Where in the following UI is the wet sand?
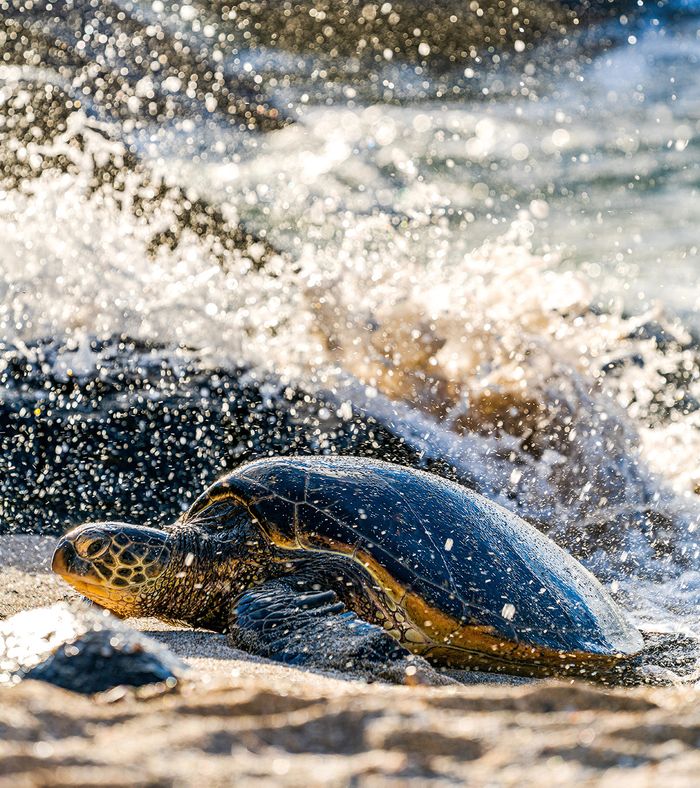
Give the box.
[1,536,699,786]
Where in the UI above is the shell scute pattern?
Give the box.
[202,456,642,657]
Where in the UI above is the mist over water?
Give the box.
[2,1,700,670]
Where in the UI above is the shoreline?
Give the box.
[1,536,700,785]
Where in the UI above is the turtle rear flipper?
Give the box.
[228,578,451,685]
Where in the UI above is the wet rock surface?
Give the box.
[202,0,632,69]
[0,601,184,693]
[1,0,289,131]
[0,76,283,269]
[0,336,448,535]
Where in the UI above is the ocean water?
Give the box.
[1,1,700,675]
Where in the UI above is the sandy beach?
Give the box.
[0,536,697,786]
[4,0,700,784]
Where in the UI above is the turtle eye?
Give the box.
[75,535,110,560]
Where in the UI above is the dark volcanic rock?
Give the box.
[1,0,289,131]
[0,602,184,693]
[0,336,433,535]
[204,0,633,68]
[0,78,282,270]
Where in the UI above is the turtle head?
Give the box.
[52,522,176,619]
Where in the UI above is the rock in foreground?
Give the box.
[0,602,184,693]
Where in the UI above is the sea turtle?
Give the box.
[52,456,644,682]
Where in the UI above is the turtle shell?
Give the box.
[187,455,643,658]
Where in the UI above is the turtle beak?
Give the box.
[52,537,88,579]
[52,536,107,597]
[51,539,120,612]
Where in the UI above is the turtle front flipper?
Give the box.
[227,578,452,685]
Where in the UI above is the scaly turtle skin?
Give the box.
[52,456,644,682]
